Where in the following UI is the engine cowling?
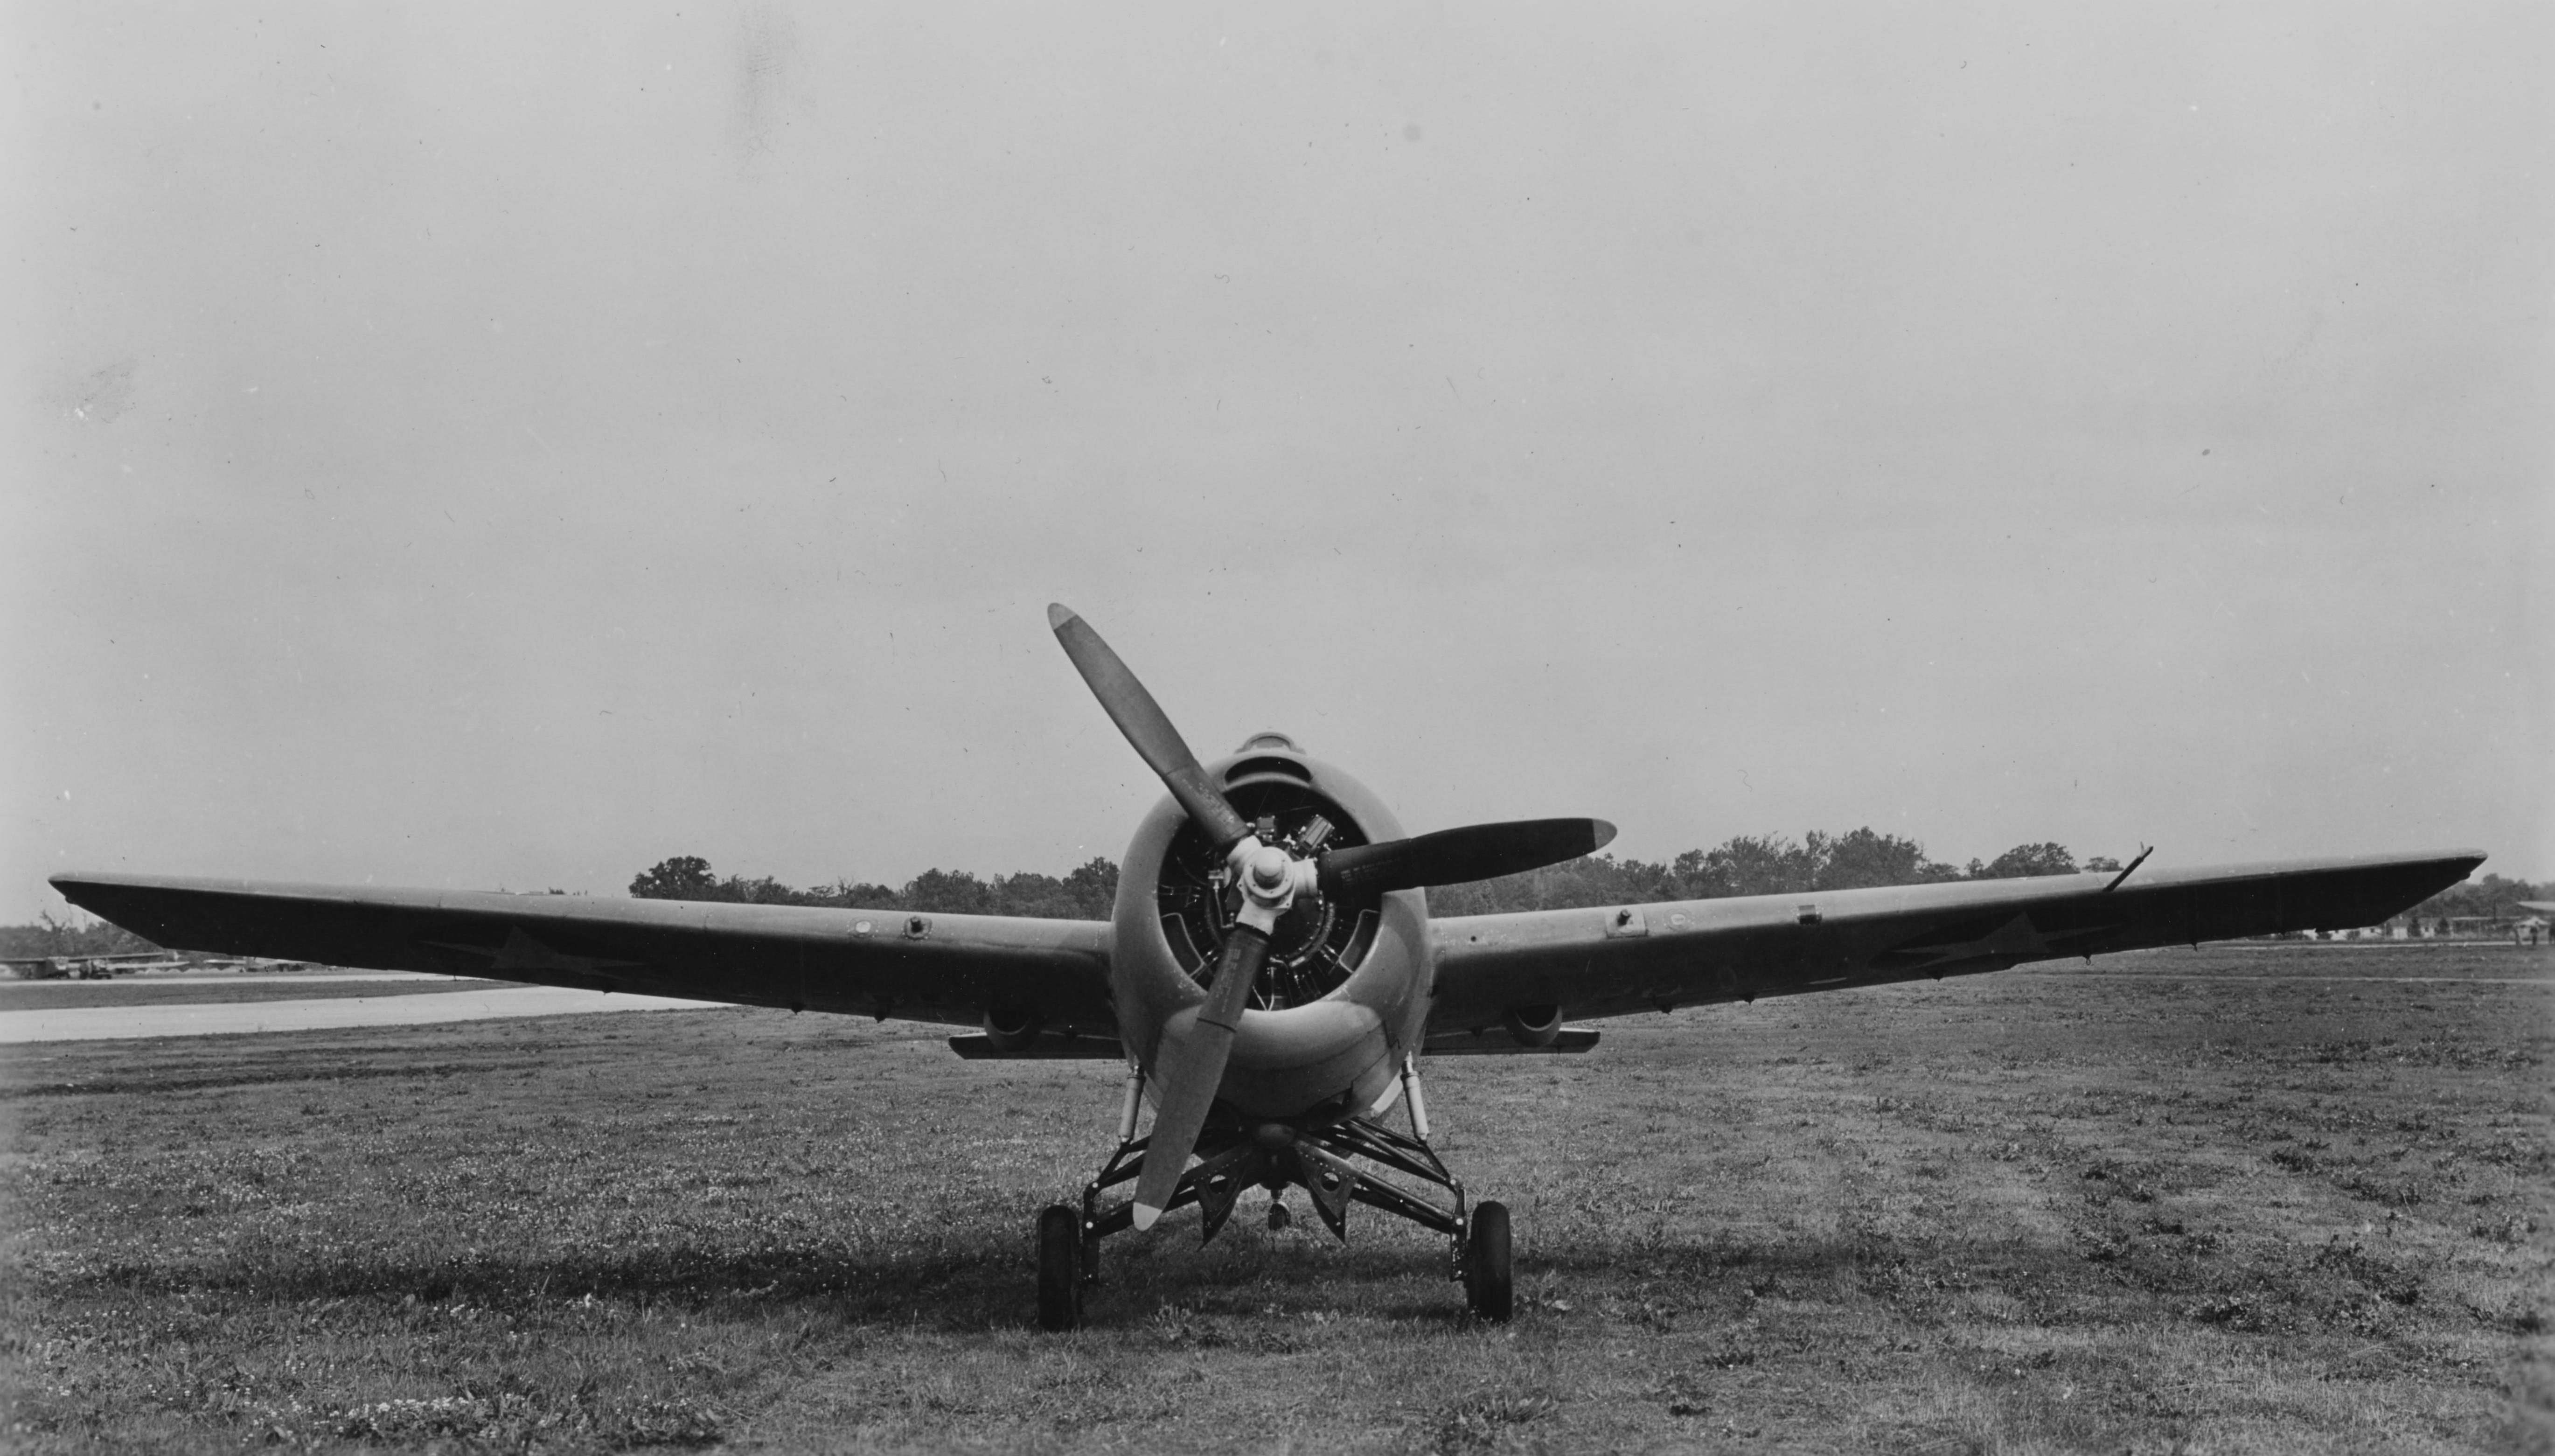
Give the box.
[1107,739,1430,1121]
[1148,750,1390,1012]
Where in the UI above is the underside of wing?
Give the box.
[1426,849,2483,1036]
[49,872,1115,1033]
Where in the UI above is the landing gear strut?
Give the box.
[1040,1064,1514,1327]
[1078,1108,1471,1250]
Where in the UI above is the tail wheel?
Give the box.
[1463,1200,1513,1323]
[1036,1205,1084,1331]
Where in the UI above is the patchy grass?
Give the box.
[1,945,2548,1453]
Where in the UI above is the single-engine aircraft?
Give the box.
[52,606,2484,1329]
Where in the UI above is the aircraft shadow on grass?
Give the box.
[120,1240,1526,1332]
[85,1220,2261,1336]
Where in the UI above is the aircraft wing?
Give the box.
[48,872,1116,1033]
[1423,850,2483,1035]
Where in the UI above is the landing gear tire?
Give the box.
[1462,1200,1513,1323]
[1036,1205,1084,1331]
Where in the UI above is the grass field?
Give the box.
[3,945,2548,1453]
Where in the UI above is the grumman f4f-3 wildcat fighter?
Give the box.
[53,606,2483,1329]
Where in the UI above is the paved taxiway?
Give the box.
[0,984,726,1043]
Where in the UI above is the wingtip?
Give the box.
[1132,1202,1162,1231]
[1046,602,1078,631]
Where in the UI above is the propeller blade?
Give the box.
[1130,920,1270,1229]
[1316,817,1616,898]
[1048,604,1253,851]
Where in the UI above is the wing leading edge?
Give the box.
[49,872,1115,1033]
[1425,850,2483,1034]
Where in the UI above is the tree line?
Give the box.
[0,913,159,959]
[627,853,1122,920]
[627,830,2118,922]
[1423,830,2100,916]
[2403,873,2551,924]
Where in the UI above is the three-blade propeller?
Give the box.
[1049,604,1614,1229]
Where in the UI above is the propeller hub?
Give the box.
[1243,844,1295,900]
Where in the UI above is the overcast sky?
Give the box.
[7,3,2548,921]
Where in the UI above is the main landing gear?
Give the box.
[1035,1063,1514,1330]
[1462,1199,1512,1323]
[1035,1204,1086,1332]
